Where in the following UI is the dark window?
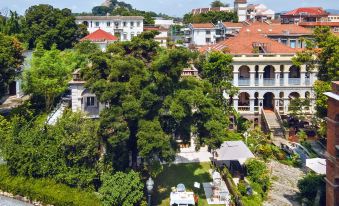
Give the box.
[206,38,211,43]
[86,97,95,107]
[206,30,211,35]
[95,22,99,27]
[107,22,111,27]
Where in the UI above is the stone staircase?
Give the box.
[262,109,285,137]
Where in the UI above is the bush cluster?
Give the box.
[0,165,100,206]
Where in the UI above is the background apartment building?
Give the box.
[75,15,144,41]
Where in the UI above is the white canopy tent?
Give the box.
[213,141,255,165]
[306,158,326,175]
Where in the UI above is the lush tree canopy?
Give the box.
[293,27,339,118]
[0,33,23,97]
[183,11,238,24]
[23,4,87,50]
[211,0,226,8]
[81,32,233,175]
[99,171,144,206]
[23,43,79,111]
[0,111,100,189]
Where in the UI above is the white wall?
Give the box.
[192,29,216,46]
[76,18,144,41]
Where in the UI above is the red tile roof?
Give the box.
[283,7,328,16]
[191,23,215,29]
[200,33,298,54]
[299,22,339,27]
[222,22,244,27]
[81,29,118,42]
[241,22,313,35]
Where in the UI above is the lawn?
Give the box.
[154,162,224,206]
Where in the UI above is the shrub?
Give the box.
[0,165,100,206]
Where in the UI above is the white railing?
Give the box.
[238,78,250,86]
[289,78,301,85]
[305,78,311,86]
[238,106,250,111]
[255,78,259,86]
[280,78,284,86]
[263,78,275,86]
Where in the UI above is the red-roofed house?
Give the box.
[81,28,118,51]
[183,23,217,46]
[144,26,169,47]
[199,24,317,130]
[281,7,329,24]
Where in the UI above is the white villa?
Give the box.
[200,22,316,133]
[75,15,144,41]
[69,69,105,119]
[183,23,217,46]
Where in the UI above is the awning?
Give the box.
[170,192,195,205]
[306,158,326,175]
[213,141,255,165]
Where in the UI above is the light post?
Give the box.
[243,131,249,144]
[146,177,154,206]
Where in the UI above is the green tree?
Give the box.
[0,111,101,189]
[288,97,311,120]
[23,4,87,50]
[0,33,24,97]
[293,27,339,118]
[23,44,74,111]
[82,33,232,174]
[211,0,225,7]
[92,6,111,16]
[297,173,326,205]
[99,171,144,206]
[183,11,238,24]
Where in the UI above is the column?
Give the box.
[249,65,256,87]
[283,98,289,114]
[258,65,264,87]
[258,98,264,114]
[284,65,291,86]
[233,65,239,86]
[274,98,280,111]
[250,98,255,112]
[274,65,280,86]
[233,97,239,111]
[300,65,306,86]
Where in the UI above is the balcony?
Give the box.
[289,78,301,85]
[263,78,275,86]
[305,78,311,86]
[238,106,250,112]
[238,78,250,86]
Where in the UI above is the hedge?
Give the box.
[0,165,100,206]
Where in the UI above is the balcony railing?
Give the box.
[263,78,275,86]
[305,78,311,86]
[238,78,250,86]
[254,106,259,112]
[289,78,301,85]
[238,106,250,111]
[255,78,259,86]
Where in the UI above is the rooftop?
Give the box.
[190,23,215,29]
[299,22,339,27]
[76,15,144,20]
[282,7,328,16]
[81,29,118,42]
[222,22,244,28]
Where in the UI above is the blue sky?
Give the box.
[1,0,339,17]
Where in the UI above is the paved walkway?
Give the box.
[174,147,212,164]
[264,160,306,206]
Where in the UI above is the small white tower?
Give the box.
[234,0,248,22]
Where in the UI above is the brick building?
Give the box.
[324,81,339,206]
